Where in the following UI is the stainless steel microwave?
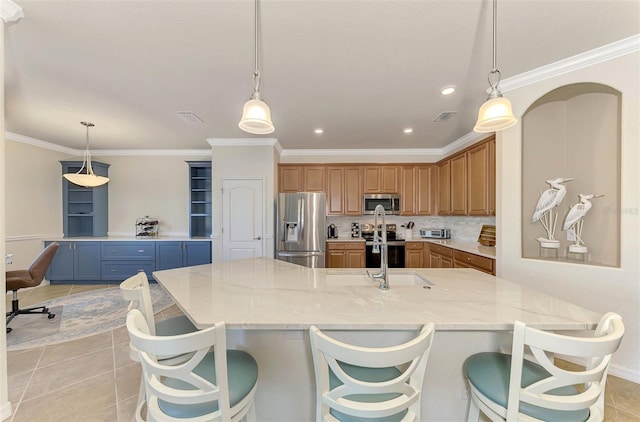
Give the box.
[363,194,401,215]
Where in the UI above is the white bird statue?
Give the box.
[562,194,604,254]
[532,177,574,223]
[531,177,574,247]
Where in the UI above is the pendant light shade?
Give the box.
[474,0,517,133]
[239,93,274,134]
[239,0,274,134]
[63,122,110,188]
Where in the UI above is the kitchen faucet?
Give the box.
[367,204,389,290]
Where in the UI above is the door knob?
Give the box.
[254,236,262,240]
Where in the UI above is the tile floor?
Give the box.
[5,284,640,422]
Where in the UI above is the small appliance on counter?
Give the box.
[351,222,360,238]
[327,224,338,239]
[419,228,451,239]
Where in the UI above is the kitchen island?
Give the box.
[153,258,601,421]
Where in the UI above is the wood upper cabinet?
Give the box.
[437,135,495,216]
[327,166,362,215]
[400,166,416,215]
[344,166,363,215]
[401,165,436,216]
[279,165,302,192]
[437,161,451,215]
[467,141,492,215]
[326,242,365,268]
[278,165,325,193]
[450,154,467,215]
[303,166,326,192]
[489,138,496,215]
[363,166,399,194]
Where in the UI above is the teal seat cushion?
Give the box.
[463,352,590,422]
[328,362,409,422]
[158,349,258,419]
[154,315,197,336]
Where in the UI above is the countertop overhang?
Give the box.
[153,257,599,331]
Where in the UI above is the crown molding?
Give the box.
[5,131,210,156]
[500,34,640,93]
[1,0,24,23]
[5,131,78,155]
[280,148,443,158]
[440,131,488,156]
[207,138,280,148]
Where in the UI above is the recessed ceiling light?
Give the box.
[314,128,324,134]
[403,128,413,134]
[440,86,456,95]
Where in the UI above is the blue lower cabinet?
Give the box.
[46,241,101,284]
[156,241,212,271]
[101,261,155,281]
[45,240,211,284]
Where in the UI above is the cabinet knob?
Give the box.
[138,249,145,253]
[254,236,262,240]
[467,257,471,261]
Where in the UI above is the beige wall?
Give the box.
[521,90,620,266]
[498,51,639,381]
[210,143,277,262]
[4,141,66,269]
[106,154,209,236]
[3,144,211,267]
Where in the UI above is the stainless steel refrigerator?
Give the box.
[276,192,326,268]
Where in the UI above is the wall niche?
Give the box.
[521,83,621,267]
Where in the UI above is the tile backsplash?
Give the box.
[327,215,496,243]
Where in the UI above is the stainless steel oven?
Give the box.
[365,241,405,268]
[361,223,405,268]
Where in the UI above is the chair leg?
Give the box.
[6,290,56,333]
[467,396,481,422]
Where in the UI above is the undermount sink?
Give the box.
[324,272,434,288]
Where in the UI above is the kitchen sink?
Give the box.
[323,271,434,288]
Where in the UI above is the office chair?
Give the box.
[6,242,59,333]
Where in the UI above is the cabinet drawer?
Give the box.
[429,244,453,257]
[101,242,156,260]
[405,242,424,250]
[327,242,365,251]
[101,261,156,280]
[453,250,494,273]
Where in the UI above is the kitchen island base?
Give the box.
[226,329,511,421]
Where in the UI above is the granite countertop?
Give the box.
[153,257,599,331]
[326,237,366,242]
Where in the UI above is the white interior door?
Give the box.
[222,179,264,261]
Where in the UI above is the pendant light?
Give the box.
[238,0,275,134]
[63,122,110,188]
[474,0,517,133]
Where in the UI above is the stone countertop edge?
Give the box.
[45,236,212,242]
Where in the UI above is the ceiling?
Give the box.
[4,1,639,151]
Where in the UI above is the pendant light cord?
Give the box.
[252,0,261,94]
[488,0,501,93]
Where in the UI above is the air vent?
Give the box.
[176,111,204,124]
[434,111,457,122]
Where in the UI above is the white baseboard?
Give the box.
[558,355,639,384]
[0,401,13,421]
[609,362,640,384]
